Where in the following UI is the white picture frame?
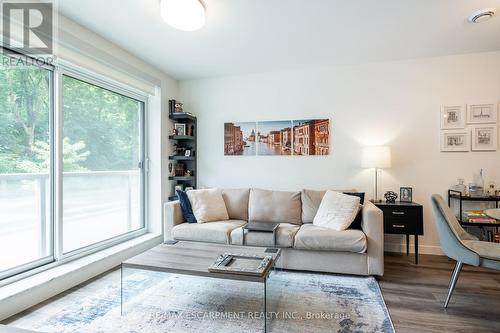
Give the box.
[471,125,497,151]
[440,130,470,152]
[466,103,497,124]
[440,105,465,129]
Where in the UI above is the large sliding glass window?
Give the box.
[0,51,147,281]
[62,75,145,253]
[0,54,53,278]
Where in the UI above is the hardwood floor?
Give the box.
[380,252,500,333]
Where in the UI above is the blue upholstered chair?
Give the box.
[431,194,500,307]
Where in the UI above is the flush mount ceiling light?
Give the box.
[160,0,206,31]
[468,8,496,23]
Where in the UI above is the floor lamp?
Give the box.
[362,146,392,202]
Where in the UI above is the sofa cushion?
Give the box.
[172,220,246,244]
[230,223,300,248]
[187,189,229,223]
[248,188,302,225]
[294,224,367,253]
[313,191,360,231]
[222,188,250,221]
[301,189,326,223]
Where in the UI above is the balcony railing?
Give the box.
[0,170,141,273]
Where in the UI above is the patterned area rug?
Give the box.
[6,269,394,333]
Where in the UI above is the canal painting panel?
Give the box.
[256,120,293,156]
[224,122,257,156]
[292,119,330,156]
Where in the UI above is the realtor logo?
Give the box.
[1,1,54,55]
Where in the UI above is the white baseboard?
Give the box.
[384,242,444,256]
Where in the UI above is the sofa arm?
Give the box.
[361,201,384,276]
[163,200,185,242]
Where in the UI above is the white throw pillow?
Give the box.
[313,190,360,231]
[187,189,229,223]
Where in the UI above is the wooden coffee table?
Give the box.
[121,241,281,332]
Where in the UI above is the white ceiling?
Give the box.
[58,0,500,80]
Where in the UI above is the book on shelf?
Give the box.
[462,210,497,224]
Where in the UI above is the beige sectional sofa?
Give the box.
[163,188,384,276]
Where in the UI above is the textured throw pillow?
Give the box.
[313,190,361,231]
[187,189,229,223]
[176,190,197,224]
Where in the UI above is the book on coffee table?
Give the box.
[208,252,273,277]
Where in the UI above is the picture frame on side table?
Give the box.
[471,125,498,151]
[441,105,465,129]
[400,187,413,203]
[440,130,470,152]
[174,123,186,136]
[467,103,497,124]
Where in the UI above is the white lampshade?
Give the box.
[361,146,392,169]
[160,0,206,31]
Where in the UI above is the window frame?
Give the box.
[0,50,150,284]
[56,66,148,260]
[0,50,56,281]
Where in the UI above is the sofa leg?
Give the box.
[444,261,463,308]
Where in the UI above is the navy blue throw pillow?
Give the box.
[343,192,365,230]
[176,190,197,224]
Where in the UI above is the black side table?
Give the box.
[243,221,280,247]
[373,201,424,264]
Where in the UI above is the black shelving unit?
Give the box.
[168,112,197,201]
[448,189,500,227]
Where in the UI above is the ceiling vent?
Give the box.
[468,8,496,23]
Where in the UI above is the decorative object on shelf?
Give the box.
[174,123,186,136]
[185,186,194,191]
[487,181,496,196]
[440,130,470,152]
[383,191,398,203]
[471,125,497,151]
[175,185,184,192]
[185,169,193,176]
[441,105,465,129]
[451,178,467,195]
[468,183,484,197]
[400,187,413,203]
[467,103,497,124]
[185,149,191,157]
[223,118,330,156]
[187,123,194,136]
[361,145,392,201]
[168,162,175,177]
[169,99,185,114]
[175,163,185,176]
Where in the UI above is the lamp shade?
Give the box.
[361,146,392,169]
[160,0,206,31]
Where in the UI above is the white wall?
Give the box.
[179,51,500,255]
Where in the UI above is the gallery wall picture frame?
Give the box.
[466,103,497,124]
[440,130,470,152]
[471,125,498,151]
[441,105,465,129]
